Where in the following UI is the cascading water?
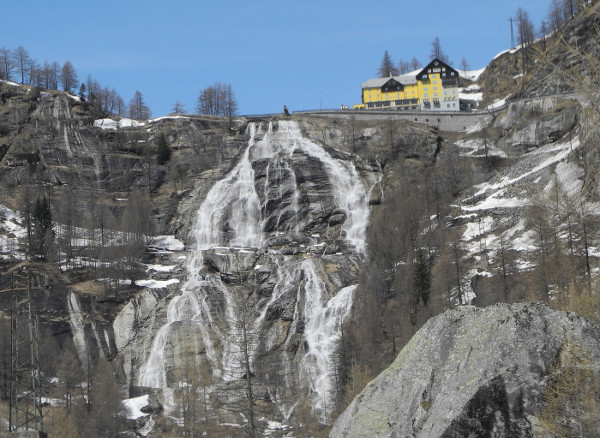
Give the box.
[193,124,263,249]
[137,120,376,424]
[68,292,90,367]
[297,260,357,419]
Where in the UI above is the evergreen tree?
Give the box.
[31,196,53,259]
[156,132,171,165]
[377,50,398,78]
[412,248,431,306]
[78,82,86,100]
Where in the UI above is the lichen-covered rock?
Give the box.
[330,303,600,438]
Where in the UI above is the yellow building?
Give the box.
[354,58,459,111]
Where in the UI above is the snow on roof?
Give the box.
[362,73,417,89]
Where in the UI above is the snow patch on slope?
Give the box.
[94,118,146,130]
[455,134,586,302]
[460,67,485,81]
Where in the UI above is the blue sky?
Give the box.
[1,1,549,117]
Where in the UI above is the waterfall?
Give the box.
[193,124,263,249]
[137,120,372,422]
[68,292,89,367]
[298,260,356,419]
[257,120,370,250]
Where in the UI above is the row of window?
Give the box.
[423,101,457,108]
[364,100,457,109]
[424,90,457,98]
[366,82,457,102]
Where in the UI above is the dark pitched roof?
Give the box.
[416,58,458,81]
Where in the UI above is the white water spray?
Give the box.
[137,120,372,421]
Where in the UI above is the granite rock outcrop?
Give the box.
[331,303,600,438]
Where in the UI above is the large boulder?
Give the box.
[330,303,600,438]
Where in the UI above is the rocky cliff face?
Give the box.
[0,80,436,432]
[119,120,383,432]
[0,82,246,235]
[331,303,600,438]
